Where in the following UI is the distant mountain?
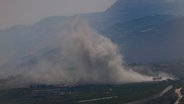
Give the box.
[101,15,177,37]
[81,0,184,30]
[1,0,184,87]
[83,0,184,32]
[0,0,184,65]
[116,17,184,63]
[104,0,184,22]
[0,16,69,64]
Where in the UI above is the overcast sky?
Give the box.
[0,0,117,29]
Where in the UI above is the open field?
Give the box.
[0,80,179,104]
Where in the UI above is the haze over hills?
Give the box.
[105,16,184,63]
[121,17,184,63]
[0,0,184,86]
[87,0,184,29]
[0,0,182,61]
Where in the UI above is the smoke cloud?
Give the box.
[24,18,153,84]
[1,18,155,87]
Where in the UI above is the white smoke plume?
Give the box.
[23,18,153,84]
[1,18,154,86]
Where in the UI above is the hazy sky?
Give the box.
[0,0,117,29]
